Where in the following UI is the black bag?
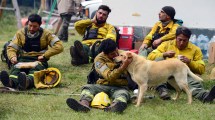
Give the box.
[90,40,102,62]
[87,64,100,84]
[114,27,121,48]
[1,40,12,69]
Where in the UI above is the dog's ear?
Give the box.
[126,52,132,58]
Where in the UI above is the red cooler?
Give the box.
[118,26,134,50]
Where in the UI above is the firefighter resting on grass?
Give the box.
[139,6,181,57]
[147,27,215,103]
[66,39,132,113]
[0,14,64,90]
[70,5,117,66]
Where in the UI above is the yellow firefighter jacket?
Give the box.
[7,27,64,60]
[74,19,116,46]
[94,51,128,86]
[147,40,205,75]
[143,20,180,46]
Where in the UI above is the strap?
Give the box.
[83,25,92,40]
[155,26,160,34]
[91,40,102,60]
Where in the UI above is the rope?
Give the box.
[0,87,80,96]
[45,0,57,29]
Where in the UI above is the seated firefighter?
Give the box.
[147,27,215,103]
[66,39,132,113]
[139,6,180,57]
[70,5,117,66]
[0,14,64,90]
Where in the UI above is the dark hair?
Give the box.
[99,39,117,54]
[176,26,192,38]
[28,14,42,25]
[98,5,111,14]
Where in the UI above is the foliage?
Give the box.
[0,12,17,40]
[0,11,215,120]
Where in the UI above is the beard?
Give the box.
[96,17,106,25]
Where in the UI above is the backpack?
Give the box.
[87,63,100,84]
[173,19,183,26]
[1,40,12,69]
[115,27,121,47]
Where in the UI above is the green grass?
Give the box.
[0,13,215,120]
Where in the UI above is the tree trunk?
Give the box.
[0,0,7,18]
[12,0,22,29]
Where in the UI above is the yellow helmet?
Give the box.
[91,92,111,109]
[34,67,61,89]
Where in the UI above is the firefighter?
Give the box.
[0,14,64,90]
[148,27,215,103]
[70,5,117,66]
[66,39,132,113]
[139,6,181,57]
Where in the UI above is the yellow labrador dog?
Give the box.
[115,51,203,107]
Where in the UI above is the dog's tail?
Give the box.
[187,66,203,81]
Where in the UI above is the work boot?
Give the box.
[156,85,171,100]
[0,71,14,87]
[66,98,90,112]
[18,72,34,90]
[203,86,215,103]
[70,46,80,66]
[74,41,89,64]
[58,13,72,42]
[70,41,89,66]
[104,102,127,113]
[74,40,85,57]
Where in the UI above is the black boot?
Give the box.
[156,85,171,100]
[0,71,14,88]
[18,72,34,90]
[104,101,127,113]
[70,46,81,66]
[70,41,89,66]
[74,41,89,64]
[66,98,90,112]
[203,86,215,103]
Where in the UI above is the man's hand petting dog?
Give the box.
[119,55,133,70]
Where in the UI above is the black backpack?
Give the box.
[87,63,100,84]
[115,27,121,47]
[1,40,12,69]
